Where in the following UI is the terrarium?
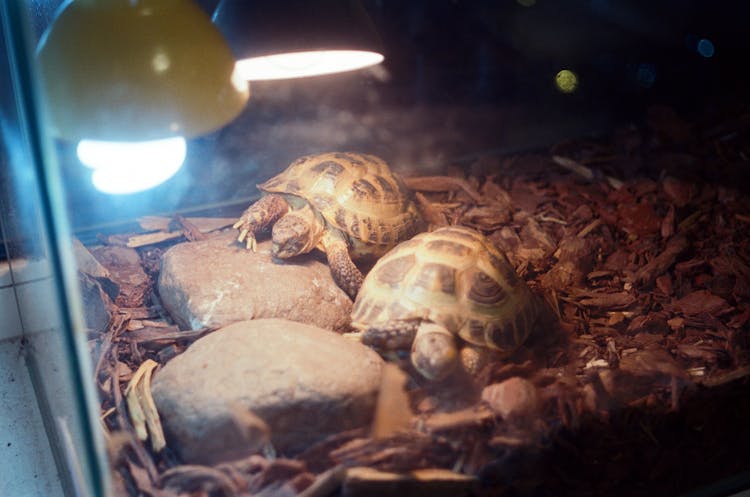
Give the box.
[1,1,750,496]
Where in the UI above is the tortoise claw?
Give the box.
[235,226,257,251]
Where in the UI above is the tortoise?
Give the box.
[233,152,423,299]
[351,225,542,380]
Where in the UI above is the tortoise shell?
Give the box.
[351,225,538,353]
[259,152,422,258]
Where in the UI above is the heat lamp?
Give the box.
[212,0,384,81]
[36,0,250,194]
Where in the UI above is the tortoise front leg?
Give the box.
[233,194,289,251]
[459,344,495,376]
[322,230,363,300]
[361,320,419,351]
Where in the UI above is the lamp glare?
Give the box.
[76,137,187,194]
[235,50,384,81]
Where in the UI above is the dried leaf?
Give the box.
[124,359,166,452]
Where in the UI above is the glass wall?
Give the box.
[0,2,108,496]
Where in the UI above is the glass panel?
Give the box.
[0,2,108,497]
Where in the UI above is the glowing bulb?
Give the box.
[555,69,579,93]
[235,50,384,81]
[76,137,187,194]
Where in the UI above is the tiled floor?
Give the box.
[0,337,64,497]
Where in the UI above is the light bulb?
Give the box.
[76,137,187,194]
[236,50,384,81]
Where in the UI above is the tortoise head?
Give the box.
[411,322,458,380]
[271,203,323,259]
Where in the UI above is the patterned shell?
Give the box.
[351,226,538,353]
[259,152,422,257]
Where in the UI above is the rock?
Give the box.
[73,238,110,279]
[151,319,383,464]
[158,231,352,332]
[78,273,114,332]
[73,238,119,300]
[481,377,538,421]
[91,245,150,307]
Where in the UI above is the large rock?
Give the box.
[158,231,352,332]
[151,319,384,464]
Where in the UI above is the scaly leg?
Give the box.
[459,344,495,376]
[322,230,363,299]
[233,194,289,251]
[362,320,419,351]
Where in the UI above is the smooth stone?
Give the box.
[158,231,352,332]
[151,319,384,464]
[481,377,539,421]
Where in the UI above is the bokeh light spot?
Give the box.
[697,38,715,58]
[636,63,656,88]
[555,69,578,93]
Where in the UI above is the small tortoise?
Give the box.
[351,225,542,380]
[233,152,423,299]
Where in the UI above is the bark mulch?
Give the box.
[90,103,750,497]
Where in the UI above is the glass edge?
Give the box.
[0,2,112,497]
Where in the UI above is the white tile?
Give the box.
[15,278,60,335]
[8,257,52,284]
[0,287,23,340]
[25,326,108,497]
[0,260,11,288]
[0,338,65,497]
[1,257,52,287]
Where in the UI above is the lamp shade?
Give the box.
[213,0,385,81]
[36,0,250,142]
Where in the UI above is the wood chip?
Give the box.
[420,406,495,432]
[343,466,477,497]
[673,290,730,315]
[138,216,236,233]
[404,176,482,203]
[632,235,690,286]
